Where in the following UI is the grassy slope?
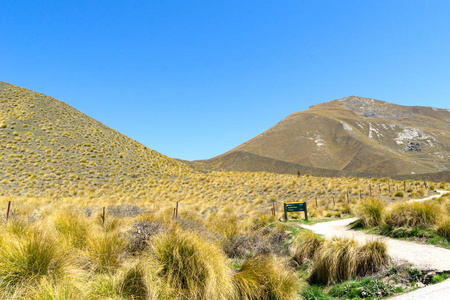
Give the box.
[0,81,191,196]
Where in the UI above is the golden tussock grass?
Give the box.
[232,255,300,300]
[290,229,324,265]
[148,227,235,300]
[308,237,388,284]
[357,198,386,227]
[385,201,443,228]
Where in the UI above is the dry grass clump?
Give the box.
[52,211,89,249]
[233,255,299,300]
[148,227,235,300]
[290,229,324,265]
[308,237,388,284]
[28,278,82,300]
[358,240,389,275]
[385,201,443,228]
[357,198,385,227]
[85,229,128,273]
[0,225,75,297]
[437,219,450,240]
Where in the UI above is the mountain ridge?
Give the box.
[203,96,450,177]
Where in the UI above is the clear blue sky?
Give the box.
[1,1,449,160]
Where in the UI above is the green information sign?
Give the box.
[284,202,308,221]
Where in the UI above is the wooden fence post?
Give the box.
[315,196,318,207]
[346,189,349,203]
[6,201,11,221]
[102,207,106,226]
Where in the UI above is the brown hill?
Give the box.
[0,82,191,196]
[203,96,450,177]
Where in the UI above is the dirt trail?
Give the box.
[301,189,450,271]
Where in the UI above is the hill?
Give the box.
[0,82,191,196]
[203,96,450,178]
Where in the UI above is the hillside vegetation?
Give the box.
[0,81,190,197]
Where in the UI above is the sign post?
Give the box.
[284,202,308,221]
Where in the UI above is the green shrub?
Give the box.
[301,285,330,300]
[394,191,404,197]
[328,279,394,298]
[432,273,450,284]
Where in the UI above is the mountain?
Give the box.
[0,82,191,196]
[202,96,450,180]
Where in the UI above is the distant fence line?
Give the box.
[1,180,437,224]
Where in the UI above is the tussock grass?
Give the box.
[149,227,235,300]
[0,226,73,292]
[116,263,149,300]
[28,278,81,300]
[233,255,299,300]
[358,240,389,275]
[291,230,324,265]
[386,201,443,228]
[309,237,388,284]
[437,219,450,240]
[86,229,127,273]
[357,198,385,227]
[52,211,89,249]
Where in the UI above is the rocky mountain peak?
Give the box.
[336,96,411,118]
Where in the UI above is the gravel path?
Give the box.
[300,189,450,271]
[388,279,450,299]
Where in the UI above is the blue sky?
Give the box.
[1,0,449,160]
